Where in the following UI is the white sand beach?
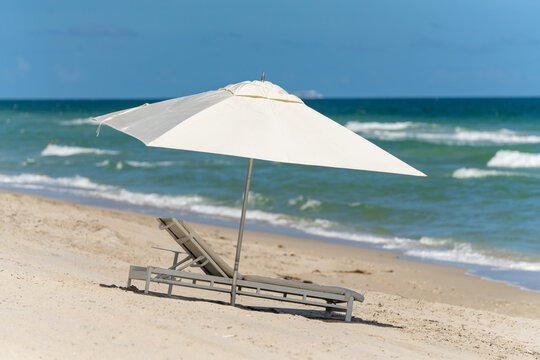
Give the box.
[1,190,539,359]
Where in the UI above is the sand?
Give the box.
[1,190,539,359]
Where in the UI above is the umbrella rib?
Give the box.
[218,87,303,104]
[94,103,149,136]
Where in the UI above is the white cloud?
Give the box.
[292,89,323,99]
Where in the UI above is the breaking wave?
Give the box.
[347,123,540,146]
[59,118,96,126]
[287,226,540,272]
[96,160,179,169]
[452,168,525,179]
[487,150,540,168]
[404,240,540,271]
[0,173,203,209]
[288,195,322,211]
[125,160,175,168]
[41,144,118,157]
[345,121,420,132]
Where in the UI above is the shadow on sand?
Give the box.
[99,283,402,329]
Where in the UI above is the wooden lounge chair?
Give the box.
[127,217,364,321]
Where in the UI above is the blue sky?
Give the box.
[2,1,540,99]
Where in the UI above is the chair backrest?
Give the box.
[157,217,235,278]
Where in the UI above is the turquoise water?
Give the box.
[1,99,540,290]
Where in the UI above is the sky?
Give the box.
[1,1,540,99]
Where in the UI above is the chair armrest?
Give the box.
[151,246,185,255]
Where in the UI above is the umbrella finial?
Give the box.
[261,72,265,82]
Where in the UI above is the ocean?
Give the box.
[1,98,539,290]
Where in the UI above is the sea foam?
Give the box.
[41,144,119,157]
[347,123,540,146]
[288,195,323,211]
[125,160,175,168]
[0,173,203,209]
[293,226,540,271]
[381,128,540,145]
[487,150,540,168]
[452,168,525,179]
[345,121,418,132]
[0,173,104,190]
[2,172,540,273]
[405,242,540,271]
[60,117,96,126]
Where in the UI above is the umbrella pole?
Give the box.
[231,157,253,306]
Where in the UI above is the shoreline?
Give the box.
[2,189,539,358]
[188,220,540,319]
[2,188,539,317]
[1,184,538,292]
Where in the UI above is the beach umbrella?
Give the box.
[93,75,425,305]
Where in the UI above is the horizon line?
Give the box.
[2,95,540,101]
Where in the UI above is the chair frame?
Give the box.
[127,218,360,321]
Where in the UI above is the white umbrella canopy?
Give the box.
[94,80,425,176]
[93,78,425,305]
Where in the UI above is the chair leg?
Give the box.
[127,277,132,288]
[325,307,332,318]
[144,267,152,295]
[345,296,353,322]
[167,284,173,296]
[325,300,333,318]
